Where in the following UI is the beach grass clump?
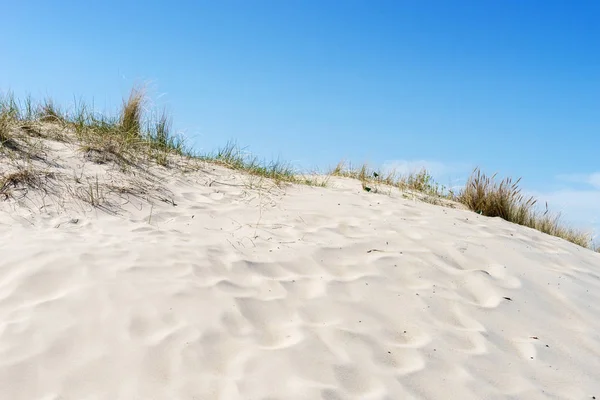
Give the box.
[2,86,190,171]
[455,168,592,248]
[456,168,535,222]
[0,111,10,145]
[39,98,65,123]
[0,167,53,200]
[66,87,188,167]
[120,87,144,136]
[0,93,18,145]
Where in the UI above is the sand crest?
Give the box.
[1,135,599,400]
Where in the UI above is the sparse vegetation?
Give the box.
[0,94,16,145]
[0,167,53,200]
[330,162,595,250]
[0,112,10,145]
[82,175,103,207]
[205,141,326,187]
[39,98,64,123]
[455,168,592,248]
[0,87,189,212]
[67,86,187,168]
[120,89,143,135]
[330,161,447,197]
[1,87,597,252]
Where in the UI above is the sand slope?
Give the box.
[1,146,600,399]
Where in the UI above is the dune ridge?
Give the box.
[1,98,600,399]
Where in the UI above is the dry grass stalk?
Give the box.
[456,168,592,248]
[120,87,145,136]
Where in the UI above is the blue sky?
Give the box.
[1,1,599,236]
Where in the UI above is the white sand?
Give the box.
[1,137,600,399]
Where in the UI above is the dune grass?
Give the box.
[1,86,189,169]
[121,87,144,136]
[330,160,448,197]
[203,141,327,187]
[329,162,594,250]
[0,168,45,199]
[0,94,18,145]
[0,113,9,145]
[1,86,597,251]
[456,168,592,248]
[73,88,188,167]
[1,88,326,187]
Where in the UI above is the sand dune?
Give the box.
[1,136,600,399]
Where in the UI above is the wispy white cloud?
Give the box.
[530,189,600,223]
[556,172,600,189]
[591,173,600,189]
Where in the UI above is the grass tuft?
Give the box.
[330,161,447,196]
[0,113,10,145]
[456,168,535,222]
[0,168,50,199]
[400,169,445,196]
[120,87,145,136]
[1,93,16,144]
[149,109,173,149]
[204,141,326,187]
[39,98,64,123]
[455,168,592,248]
[209,141,296,183]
